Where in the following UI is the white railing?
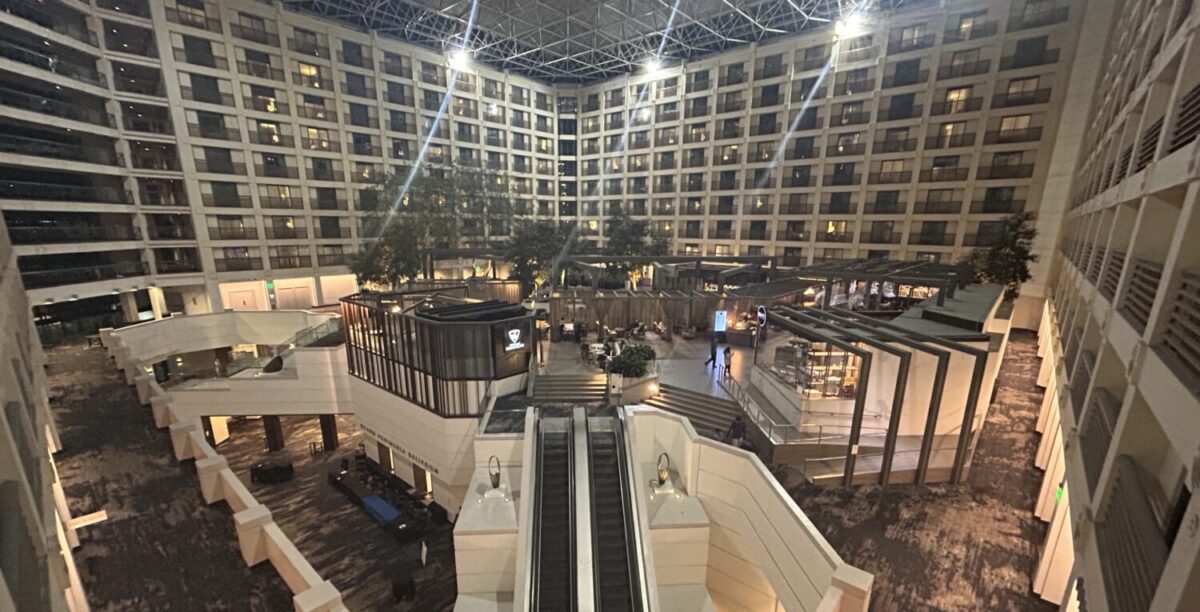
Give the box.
[114,359,346,611]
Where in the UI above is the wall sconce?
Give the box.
[656,452,670,486]
[488,455,501,489]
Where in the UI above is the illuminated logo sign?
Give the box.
[504,328,526,352]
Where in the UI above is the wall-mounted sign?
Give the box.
[713,310,728,332]
[504,327,526,352]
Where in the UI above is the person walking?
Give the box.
[704,335,718,368]
[722,345,733,378]
[726,415,746,448]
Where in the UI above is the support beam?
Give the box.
[782,308,911,486]
[319,414,339,451]
[263,415,285,452]
[767,310,872,487]
[830,308,987,483]
[829,309,952,484]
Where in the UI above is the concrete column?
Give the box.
[52,482,80,548]
[119,291,139,322]
[148,285,167,319]
[319,415,338,451]
[214,347,232,376]
[312,274,325,305]
[233,504,273,566]
[263,415,285,452]
[202,416,215,447]
[1034,482,1075,605]
[206,281,225,312]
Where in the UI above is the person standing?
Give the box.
[704,335,718,367]
[726,415,746,448]
[722,345,733,378]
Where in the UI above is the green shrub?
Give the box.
[623,344,656,362]
[608,351,649,378]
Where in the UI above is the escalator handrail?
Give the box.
[615,413,651,611]
[528,418,545,610]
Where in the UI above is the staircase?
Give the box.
[533,374,607,404]
[642,383,741,438]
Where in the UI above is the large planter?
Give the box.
[621,368,659,404]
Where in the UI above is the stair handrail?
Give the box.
[526,350,538,397]
[720,375,793,444]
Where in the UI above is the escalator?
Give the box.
[531,417,576,611]
[587,416,644,612]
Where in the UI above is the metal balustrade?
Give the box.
[1063,327,1082,374]
[1135,118,1163,173]
[1078,387,1120,494]
[156,259,202,274]
[1160,269,1200,391]
[214,258,263,272]
[21,261,146,288]
[1120,258,1162,333]
[1100,250,1125,299]
[1168,82,1200,154]
[1008,6,1070,30]
[0,180,130,203]
[8,225,139,244]
[1095,457,1169,612]
[991,89,1052,108]
[0,85,112,126]
[0,40,105,87]
[1071,350,1095,418]
[1087,245,1107,284]
[0,133,121,165]
[1117,147,1133,181]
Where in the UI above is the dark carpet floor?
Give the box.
[48,342,292,611]
[217,414,456,611]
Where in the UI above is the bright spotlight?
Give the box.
[448,48,470,69]
[644,56,662,73]
[835,13,865,39]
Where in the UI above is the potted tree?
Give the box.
[607,344,658,403]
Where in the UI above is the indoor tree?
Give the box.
[961,211,1039,300]
[505,219,573,295]
[351,162,515,289]
[601,209,669,286]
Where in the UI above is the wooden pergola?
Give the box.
[547,288,723,340]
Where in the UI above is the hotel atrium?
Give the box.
[1,0,1198,610]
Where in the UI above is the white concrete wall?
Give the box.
[109,309,335,366]
[166,347,352,419]
[317,274,358,304]
[350,379,479,519]
[220,280,269,312]
[453,467,522,600]
[626,407,872,612]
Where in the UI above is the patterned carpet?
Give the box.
[48,342,292,611]
[790,330,1057,611]
[217,414,457,611]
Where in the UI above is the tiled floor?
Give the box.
[48,342,292,611]
[787,330,1056,611]
[217,415,457,611]
[542,332,784,398]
